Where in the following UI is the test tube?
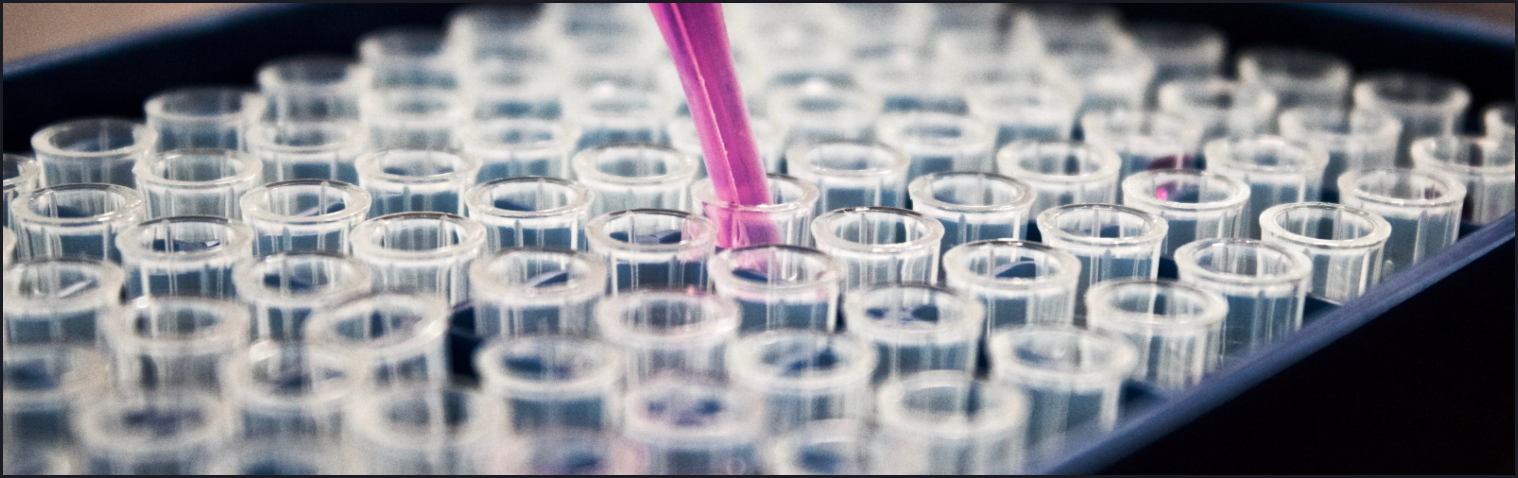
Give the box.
[1027,3,1124,53]
[2,446,77,475]
[965,83,1081,148]
[1079,109,1204,185]
[144,87,263,152]
[358,27,460,89]
[563,85,672,151]
[3,227,14,268]
[462,58,563,121]
[768,81,885,148]
[245,120,368,184]
[476,431,646,475]
[909,172,1034,257]
[1485,103,1515,143]
[231,252,374,341]
[988,327,1137,463]
[1338,168,1466,276]
[210,441,347,475]
[133,149,262,220]
[10,183,146,262]
[1121,169,1251,257]
[257,55,371,121]
[104,297,248,392]
[785,142,909,213]
[356,149,481,217]
[875,112,996,182]
[2,258,124,345]
[692,174,820,248]
[222,342,364,440]
[854,54,966,114]
[1276,107,1402,202]
[1173,238,1312,365]
[622,378,763,475]
[30,118,156,187]
[586,209,716,293]
[115,216,254,299]
[360,88,467,150]
[75,391,233,475]
[1036,204,1168,323]
[843,284,982,381]
[346,387,502,475]
[766,420,886,475]
[463,118,572,180]
[670,118,787,174]
[595,289,740,383]
[1352,72,1471,165]
[571,143,699,216]
[994,140,1122,221]
[728,331,877,432]
[1129,22,1227,99]
[3,154,42,229]
[475,336,623,432]
[810,207,943,292]
[1050,46,1156,115]
[349,212,486,306]
[708,245,844,333]
[1410,136,1515,225]
[1084,279,1227,390]
[464,177,594,251]
[1259,202,1391,302]
[833,3,931,58]
[239,179,372,256]
[1203,135,1328,238]
[941,239,1081,331]
[1237,47,1352,110]
[873,371,1029,474]
[305,293,450,388]
[3,346,108,446]
[1156,78,1279,143]
[469,248,606,338]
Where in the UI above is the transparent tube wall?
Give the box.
[1277,107,1402,201]
[359,27,460,89]
[349,212,486,306]
[1236,47,1351,110]
[4,154,42,229]
[563,86,671,152]
[1122,169,1250,257]
[708,245,844,333]
[135,149,263,220]
[728,331,877,432]
[810,207,943,292]
[595,289,740,384]
[692,174,820,248]
[1203,136,1328,238]
[105,297,248,392]
[769,82,884,149]
[1036,204,1168,322]
[223,342,362,440]
[465,177,593,251]
[246,120,369,184]
[1174,238,1312,366]
[358,150,480,217]
[2,259,124,345]
[571,144,698,216]
[145,87,262,152]
[76,392,232,475]
[1260,202,1391,302]
[622,379,762,475]
[240,179,372,256]
[766,420,882,475]
[115,216,254,299]
[843,284,982,381]
[10,184,146,263]
[30,118,156,187]
[877,112,996,182]
[994,141,1121,220]
[942,239,1081,331]
[3,346,108,446]
[464,118,572,180]
[476,336,622,432]
[257,55,370,121]
[785,142,910,213]
[1085,279,1226,390]
[966,84,1079,149]
[585,209,716,293]
[1079,109,1204,185]
[1410,136,1515,225]
[346,387,501,475]
[360,89,467,150]
[1338,168,1465,276]
[988,327,1136,464]
[232,252,373,341]
[468,248,606,338]
[909,172,1034,256]
[874,372,1029,474]
[306,294,451,388]
[1156,78,1278,143]
[1352,72,1470,165]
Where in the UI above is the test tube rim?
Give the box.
[9,183,145,227]
[75,390,232,454]
[133,148,264,190]
[767,82,886,123]
[987,326,1141,388]
[1128,20,1227,61]
[1083,278,1229,331]
[691,173,821,214]
[239,179,373,225]
[595,289,741,348]
[842,283,984,344]
[2,153,42,189]
[1351,71,1473,114]
[727,330,878,392]
[1336,168,1467,209]
[785,141,911,179]
[107,296,252,355]
[995,140,1123,184]
[143,86,264,123]
[2,345,109,405]
[1079,109,1205,150]
[621,377,761,445]
[222,341,367,410]
[467,247,607,300]
[244,119,370,155]
[876,111,997,150]
[256,55,373,94]
[355,148,483,185]
[30,117,158,160]
[356,25,460,65]
[1121,169,1251,213]
[2,257,127,314]
[209,440,345,476]
[1173,237,1314,286]
[1203,135,1330,175]
[230,251,374,300]
[1484,103,1515,137]
[462,117,570,152]
[474,336,624,396]
[349,212,488,261]
[569,143,700,187]
[810,206,946,254]
[305,293,451,355]
[707,244,846,293]
[1235,46,1352,87]
[584,208,718,254]
[874,370,1030,437]
[1258,202,1393,250]
[1410,135,1517,175]
[358,88,467,125]
[907,171,1036,213]
[940,239,1083,289]
[1036,203,1170,248]
[764,419,873,475]
[115,215,255,261]
[345,386,503,448]
[1276,107,1403,148]
[1156,77,1279,117]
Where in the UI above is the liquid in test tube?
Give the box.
[10,183,145,263]
[692,174,820,248]
[910,172,1035,256]
[115,216,255,299]
[105,297,249,391]
[346,387,502,475]
[1203,135,1328,238]
[708,245,844,333]
[76,391,233,475]
[843,284,982,381]
[1037,203,1168,323]
[134,149,263,220]
[1338,168,1466,276]
[768,80,885,149]
[1174,238,1312,366]
[1353,72,1471,165]
[1121,169,1251,258]
[572,144,699,216]
[586,209,716,293]
[357,149,481,217]
[1410,135,1515,225]
[766,420,885,475]
[1085,279,1227,390]
[728,331,877,432]
[144,87,263,152]
[232,252,374,341]
[785,142,910,213]
[1236,47,1352,110]
[994,140,1122,224]
[965,83,1080,149]
[30,118,157,187]
[1079,109,1204,186]
[3,154,42,229]
[469,248,606,338]
[246,120,369,184]
[3,346,108,446]
[1156,78,1279,143]
[810,207,943,291]
[876,112,996,182]
[988,327,1137,465]
[223,341,364,440]
[622,378,763,475]
[349,212,487,306]
[359,27,460,89]
[240,179,372,256]
[466,177,594,251]
[360,89,467,150]
[563,85,672,151]
[475,336,623,431]
[257,55,371,120]
[595,289,740,384]
[2,258,124,345]
[1259,202,1391,302]
[463,118,573,180]
[941,239,1082,330]
[1277,107,1402,202]
[305,293,451,388]
[873,371,1030,474]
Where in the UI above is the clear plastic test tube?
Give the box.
[1085,279,1227,390]
[909,172,1035,256]
[1157,78,1279,143]
[463,118,572,180]
[2,443,78,475]
[232,252,374,341]
[810,207,943,292]
[210,441,346,475]
[1122,169,1251,257]
[586,209,716,293]
[595,289,740,384]
[135,148,264,220]
[358,27,460,89]
[766,420,885,475]
[30,118,157,187]
[1277,107,1402,202]
[360,89,467,150]
[105,297,248,391]
[988,327,1137,463]
[622,378,762,475]
[1352,72,1471,164]
[3,227,14,268]
[785,142,909,213]
[2,258,124,345]
[1129,22,1227,98]
[564,85,672,151]
[469,248,606,338]
[462,55,562,121]
[346,387,502,475]
[464,177,594,251]
[475,431,646,475]
[994,140,1122,221]
[115,216,254,299]
[728,331,877,433]
[1050,45,1156,115]
[475,336,623,432]
[349,212,486,306]
[692,174,820,248]
[1204,135,1329,238]
[1486,103,1515,143]
[876,112,996,182]
[1037,204,1168,323]
[145,87,264,153]
[75,391,232,475]
[222,341,364,440]
[768,81,885,148]
[854,54,966,114]
[1174,238,1311,365]
[3,346,108,446]
[1080,109,1204,183]
[1260,202,1391,302]
[843,284,982,381]
[306,293,450,388]
[240,179,372,256]
[572,143,698,216]
[356,149,481,217]
[257,55,371,121]
[965,83,1081,149]
[1338,168,1466,276]
[1237,47,1352,110]
[941,239,1081,330]
[708,245,844,333]
[3,154,42,229]
[10,183,146,262]
[1411,136,1515,225]
[246,120,368,184]
[873,371,1029,474]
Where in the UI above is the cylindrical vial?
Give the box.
[623,378,763,475]
[210,441,347,475]
[766,420,886,475]
[1079,109,1204,183]
[1352,72,1471,165]
[1174,238,1312,365]
[1156,78,1278,143]
[462,58,563,121]
[257,55,370,121]
[1085,279,1226,390]
[115,216,254,299]
[475,431,646,475]
[768,81,885,148]
[2,258,124,345]
[876,112,996,182]
[463,118,573,180]
[1410,135,1515,225]
[1130,22,1227,96]
[1122,169,1251,257]
[692,173,820,248]
[1237,47,1352,110]
[1203,135,1329,238]
[965,83,1081,148]
[350,212,486,306]
[145,87,263,152]
[3,154,42,229]
[475,336,623,432]
[1338,168,1466,276]
[810,207,943,292]
[306,293,451,388]
[105,297,248,392]
[3,227,13,268]
[232,252,374,341]
[1051,46,1157,115]
[134,149,263,220]
[585,209,716,293]
[240,179,372,256]
[469,248,606,338]
[1037,204,1168,322]
[1277,107,1402,201]
[843,284,983,381]
[75,392,232,475]
[3,346,108,446]
[10,183,146,262]
[571,143,699,216]
[358,27,460,89]
[356,149,481,217]
[708,245,844,333]
[30,118,156,187]
[360,89,467,150]
[1260,202,1391,302]
[563,85,672,151]
[346,387,502,475]
[910,172,1035,256]
[785,142,910,213]
[941,239,1081,331]
[465,177,594,251]
[222,341,364,440]
[246,120,368,184]
[988,327,1137,463]
[1486,103,1515,143]
[874,371,1029,474]
[729,331,877,433]
[995,140,1122,220]
[596,289,740,384]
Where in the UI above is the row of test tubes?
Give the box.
[4,3,1515,475]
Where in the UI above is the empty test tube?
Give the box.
[475,336,623,431]
[1080,109,1204,184]
[1204,135,1328,238]
[855,54,966,113]
[1084,279,1227,390]
[1237,47,1352,110]
[211,441,346,475]
[596,289,740,383]
[349,212,486,306]
[115,216,254,299]
[105,297,249,391]
[572,143,699,216]
[909,172,1034,256]
[1028,3,1125,52]
[75,391,233,475]
[1259,202,1391,302]
[358,27,460,89]
[240,179,372,256]
[1410,136,1515,225]
[1156,78,1279,143]
[2,258,123,345]
[810,207,943,291]
[994,140,1122,221]
[462,58,563,121]
[965,83,1081,148]
[465,177,594,251]
[1277,107,1402,202]
[586,209,716,292]
[941,239,1081,330]
[468,248,606,338]
[769,81,885,148]
[1352,72,1471,164]
[1050,45,1157,115]
[873,371,1029,474]
[3,227,13,268]
[622,378,763,475]
[843,284,983,381]
[564,85,672,151]
[1485,103,1515,143]
[360,88,467,150]
[476,431,646,475]
[670,118,786,174]
[257,55,371,120]
[728,331,877,432]
[988,327,1137,463]
[785,142,909,212]
[222,342,364,440]
[2,445,77,475]
[1129,22,1227,98]
[346,387,502,475]
[232,252,373,341]
[693,174,820,248]
[876,112,996,182]
[766,420,886,475]
[1338,168,1466,276]
[3,346,108,445]
[145,87,263,152]
[3,154,42,229]
[1037,204,1168,323]
[357,149,481,217]
[30,118,156,187]
[708,245,844,332]
[1174,238,1312,365]
[463,118,572,180]
[1122,169,1251,257]
[134,149,263,219]
[10,183,146,262]
[246,120,368,184]
[306,293,451,387]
